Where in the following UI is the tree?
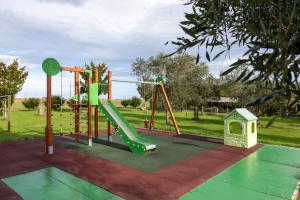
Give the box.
[22,98,40,109]
[0,59,28,117]
[130,96,142,108]
[44,95,65,111]
[173,0,300,111]
[121,99,132,108]
[80,61,107,95]
[184,66,217,119]
[131,57,160,101]
[0,59,28,96]
[132,52,217,119]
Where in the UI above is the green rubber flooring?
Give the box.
[180,145,300,200]
[56,132,220,172]
[1,167,123,200]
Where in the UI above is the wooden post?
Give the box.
[94,68,99,139]
[87,74,92,146]
[45,75,53,154]
[7,95,11,132]
[74,67,80,142]
[159,83,180,134]
[74,66,80,142]
[107,70,112,142]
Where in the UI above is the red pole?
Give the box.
[94,68,99,139]
[88,74,92,146]
[74,67,80,142]
[45,75,53,154]
[107,70,112,142]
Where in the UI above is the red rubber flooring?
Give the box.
[0,131,262,200]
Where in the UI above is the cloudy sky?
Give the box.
[0,0,241,99]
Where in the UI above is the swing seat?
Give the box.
[144,121,149,128]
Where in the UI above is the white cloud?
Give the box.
[0,0,217,98]
[0,54,18,64]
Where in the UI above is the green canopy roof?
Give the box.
[225,108,257,121]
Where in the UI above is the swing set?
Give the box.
[111,78,180,133]
[42,57,179,155]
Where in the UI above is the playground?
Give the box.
[0,58,298,200]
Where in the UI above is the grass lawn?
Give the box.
[0,101,299,148]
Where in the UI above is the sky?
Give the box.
[0,0,243,99]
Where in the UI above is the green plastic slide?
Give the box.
[98,100,156,154]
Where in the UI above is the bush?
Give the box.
[44,95,65,110]
[130,96,141,108]
[121,99,132,108]
[22,98,40,109]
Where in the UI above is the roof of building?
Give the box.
[208,97,238,103]
[225,108,257,121]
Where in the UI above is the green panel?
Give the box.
[89,83,99,106]
[42,58,61,76]
[252,145,300,167]
[180,145,300,200]
[214,156,299,199]
[181,179,284,200]
[85,69,92,77]
[155,75,166,85]
[41,168,122,200]
[2,167,123,200]
[2,170,90,200]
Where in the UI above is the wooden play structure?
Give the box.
[42,58,180,155]
[224,108,257,148]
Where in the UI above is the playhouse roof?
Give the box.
[225,108,257,121]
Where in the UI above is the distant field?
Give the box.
[0,100,299,148]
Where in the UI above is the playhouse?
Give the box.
[224,108,257,148]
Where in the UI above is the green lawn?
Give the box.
[0,101,300,148]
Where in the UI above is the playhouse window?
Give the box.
[251,122,255,133]
[229,122,242,135]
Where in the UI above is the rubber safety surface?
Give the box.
[2,167,123,200]
[181,145,300,200]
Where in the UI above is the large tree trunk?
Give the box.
[193,106,199,120]
[185,104,188,117]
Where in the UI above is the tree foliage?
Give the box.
[132,53,220,119]
[22,98,40,109]
[44,95,65,111]
[0,59,28,96]
[130,96,142,108]
[174,0,300,110]
[80,61,107,95]
[121,99,132,107]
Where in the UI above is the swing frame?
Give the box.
[110,75,180,135]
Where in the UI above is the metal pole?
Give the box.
[107,70,112,142]
[111,79,159,85]
[45,75,53,154]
